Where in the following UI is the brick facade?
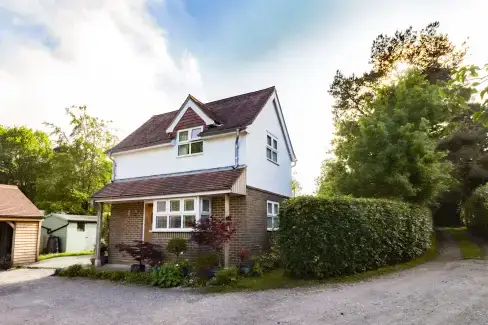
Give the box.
[108,186,287,265]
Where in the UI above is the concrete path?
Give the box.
[27,255,91,268]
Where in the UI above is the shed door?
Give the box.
[144,203,153,242]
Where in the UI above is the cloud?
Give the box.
[0,0,203,136]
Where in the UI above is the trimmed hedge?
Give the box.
[279,196,432,278]
[464,184,488,238]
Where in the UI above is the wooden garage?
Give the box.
[0,184,43,267]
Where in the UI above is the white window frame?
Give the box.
[267,200,279,231]
[266,132,278,164]
[152,197,211,232]
[177,126,204,157]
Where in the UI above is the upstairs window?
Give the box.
[177,126,203,156]
[266,132,278,163]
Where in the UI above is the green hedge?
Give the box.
[279,196,432,278]
[464,184,488,238]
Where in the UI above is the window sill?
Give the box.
[177,152,203,158]
[267,158,279,166]
[267,228,279,232]
[151,229,193,233]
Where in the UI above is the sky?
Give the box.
[0,0,487,193]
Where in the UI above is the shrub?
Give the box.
[115,241,164,267]
[464,184,488,238]
[195,253,219,268]
[151,262,183,288]
[191,216,236,265]
[167,238,188,259]
[279,196,432,279]
[212,267,239,286]
[55,264,153,285]
[256,234,282,273]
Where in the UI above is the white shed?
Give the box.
[41,214,97,253]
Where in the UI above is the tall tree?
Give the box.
[318,71,459,204]
[0,126,53,201]
[36,106,116,214]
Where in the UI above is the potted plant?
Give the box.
[195,252,220,279]
[116,240,164,272]
[238,249,251,274]
[100,242,109,265]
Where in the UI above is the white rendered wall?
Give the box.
[113,133,247,179]
[245,94,292,197]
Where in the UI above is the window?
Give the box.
[153,197,211,231]
[201,198,211,221]
[267,201,279,231]
[77,222,85,232]
[177,127,203,156]
[266,133,278,163]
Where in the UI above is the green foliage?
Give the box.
[318,71,458,204]
[255,235,282,273]
[464,184,488,238]
[151,262,184,288]
[166,238,188,259]
[55,264,154,285]
[212,267,239,286]
[279,196,432,279]
[36,106,116,214]
[195,252,219,268]
[0,125,53,201]
[39,250,93,260]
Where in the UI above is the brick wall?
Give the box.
[108,187,287,265]
[109,202,144,264]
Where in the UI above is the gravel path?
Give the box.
[2,237,488,324]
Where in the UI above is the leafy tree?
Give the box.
[36,106,116,214]
[318,71,459,204]
[0,126,53,201]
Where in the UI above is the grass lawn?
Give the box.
[206,235,438,293]
[444,227,484,259]
[39,250,94,261]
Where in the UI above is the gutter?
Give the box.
[47,222,69,235]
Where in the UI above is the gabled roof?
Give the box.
[92,167,245,200]
[47,213,97,223]
[0,184,43,218]
[108,87,275,154]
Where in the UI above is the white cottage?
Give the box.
[41,214,97,253]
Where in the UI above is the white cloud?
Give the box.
[0,0,203,136]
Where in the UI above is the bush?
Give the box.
[115,241,164,267]
[151,262,184,288]
[167,238,188,259]
[464,184,488,238]
[55,264,153,285]
[212,267,239,286]
[195,252,219,268]
[255,234,282,273]
[279,196,432,279]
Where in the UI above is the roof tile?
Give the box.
[92,168,244,199]
[0,184,44,218]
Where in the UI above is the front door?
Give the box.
[144,203,153,242]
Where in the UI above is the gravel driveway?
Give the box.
[1,258,488,325]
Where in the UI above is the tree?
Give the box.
[291,171,302,197]
[0,126,53,201]
[318,71,459,204]
[36,106,116,214]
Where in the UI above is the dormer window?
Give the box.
[177,126,203,156]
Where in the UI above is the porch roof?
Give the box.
[92,167,245,202]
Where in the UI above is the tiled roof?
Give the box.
[109,87,275,154]
[92,168,244,200]
[0,184,44,218]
